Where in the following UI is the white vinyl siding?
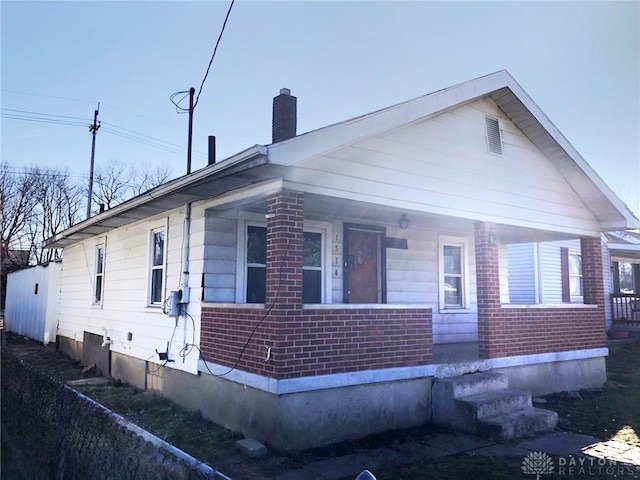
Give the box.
[203,213,237,303]
[507,243,537,304]
[55,207,199,376]
[285,98,600,237]
[385,219,477,344]
[508,239,586,305]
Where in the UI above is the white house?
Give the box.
[508,231,640,328]
[46,71,639,450]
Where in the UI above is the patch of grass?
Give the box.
[545,340,640,446]
[6,334,640,480]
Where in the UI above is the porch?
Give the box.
[199,190,608,381]
[611,293,640,324]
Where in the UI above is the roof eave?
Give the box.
[46,145,269,248]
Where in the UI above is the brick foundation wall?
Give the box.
[200,306,433,379]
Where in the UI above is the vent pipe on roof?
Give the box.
[272,88,297,143]
[208,136,216,165]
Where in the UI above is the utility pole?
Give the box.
[187,87,195,175]
[86,103,101,219]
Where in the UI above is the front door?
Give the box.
[344,225,384,303]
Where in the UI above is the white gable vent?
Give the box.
[485,116,502,155]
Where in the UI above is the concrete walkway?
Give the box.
[278,432,640,480]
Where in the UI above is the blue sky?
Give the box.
[2,1,639,214]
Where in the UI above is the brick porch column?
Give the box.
[266,190,304,309]
[475,222,503,359]
[580,237,605,307]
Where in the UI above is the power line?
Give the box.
[1,113,88,127]
[2,108,92,122]
[193,0,236,109]
[1,165,89,179]
[1,89,97,104]
[2,107,207,161]
[101,126,207,160]
[2,90,186,132]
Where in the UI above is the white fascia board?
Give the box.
[607,243,640,252]
[503,79,640,231]
[46,145,268,247]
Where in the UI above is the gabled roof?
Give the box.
[604,231,640,259]
[47,70,639,248]
[268,70,638,231]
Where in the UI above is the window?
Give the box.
[613,261,637,294]
[242,223,326,304]
[568,253,583,297]
[94,245,105,304]
[246,225,267,303]
[439,237,468,309]
[149,229,165,305]
[485,116,503,155]
[303,232,322,303]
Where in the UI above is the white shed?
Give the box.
[5,261,62,345]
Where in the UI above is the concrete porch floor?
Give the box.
[432,342,480,364]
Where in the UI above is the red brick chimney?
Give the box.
[272,88,297,143]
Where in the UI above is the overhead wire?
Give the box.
[2,106,207,160]
[194,0,236,109]
[171,0,235,113]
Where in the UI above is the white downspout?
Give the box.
[180,202,191,362]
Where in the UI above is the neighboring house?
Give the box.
[508,231,640,327]
[46,71,639,450]
[5,261,62,345]
[606,231,640,324]
[1,248,30,315]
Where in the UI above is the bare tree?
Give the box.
[0,164,40,269]
[32,170,84,263]
[92,160,171,212]
[132,164,171,196]
[92,159,132,211]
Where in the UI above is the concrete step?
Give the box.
[457,388,532,420]
[434,372,508,400]
[478,407,558,441]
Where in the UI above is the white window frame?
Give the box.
[439,235,470,311]
[568,251,583,300]
[93,242,105,305]
[235,212,332,304]
[148,226,167,307]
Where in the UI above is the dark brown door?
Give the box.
[345,228,382,303]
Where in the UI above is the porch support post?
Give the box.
[475,221,503,359]
[580,237,605,306]
[265,190,304,309]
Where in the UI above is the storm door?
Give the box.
[344,224,385,303]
